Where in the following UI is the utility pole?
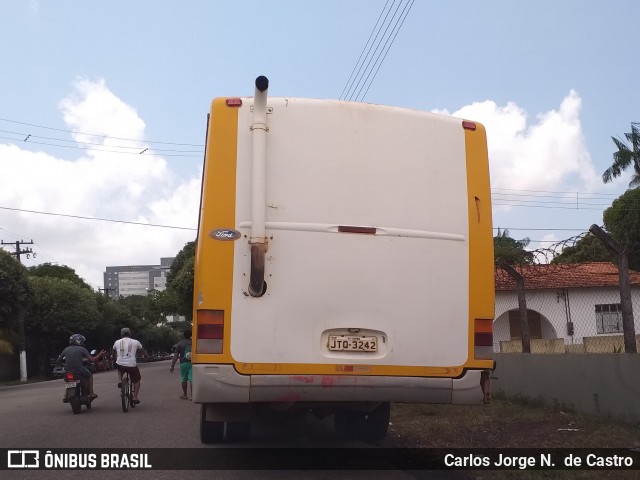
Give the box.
[98,287,115,298]
[1,239,35,383]
[1,239,36,262]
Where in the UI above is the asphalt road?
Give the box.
[0,361,468,480]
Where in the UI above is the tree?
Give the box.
[551,233,615,265]
[0,250,32,355]
[28,263,93,291]
[494,228,534,265]
[602,122,640,188]
[24,276,101,374]
[147,289,179,323]
[93,294,131,349]
[603,188,640,271]
[166,241,195,320]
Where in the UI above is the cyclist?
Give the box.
[55,334,105,401]
[112,327,146,405]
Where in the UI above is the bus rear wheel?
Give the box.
[225,421,251,442]
[200,405,224,443]
[361,402,390,442]
[334,402,390,442]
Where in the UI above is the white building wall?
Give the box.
[494,287,640,352]
[118,271,150,297]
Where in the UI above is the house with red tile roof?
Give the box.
[493,262,640,353]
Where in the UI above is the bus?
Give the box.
[192,76,495,443]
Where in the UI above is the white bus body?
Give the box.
[192,77,494,442]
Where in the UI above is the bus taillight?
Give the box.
[226,98,242,107]
[462,120,477,131]
[197,310,224,354]
[474,318,493,359]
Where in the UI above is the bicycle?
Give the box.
[120,371,136,413]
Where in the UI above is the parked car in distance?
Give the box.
[52,365,65,379]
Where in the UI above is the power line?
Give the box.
[491,192,618,201]
[0,205,196,231]
[0,128,203,154]
[491,187,620,197]
[342,0,396,101]
[0,135,201,157]
[493,227,588,231]
[358,0,415,102]
[0,226,57,263]
[339,0,392,101]
[341,0,414,102]
[492,202,605,211]
[351,0,405,101]
[0,117,204,147]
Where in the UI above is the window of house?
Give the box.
[595,303,623,334]
[508,310,542,339]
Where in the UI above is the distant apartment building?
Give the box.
[103,257,174,299]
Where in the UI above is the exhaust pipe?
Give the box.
[249,76,269,297]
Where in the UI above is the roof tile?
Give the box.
[495,262,640,291]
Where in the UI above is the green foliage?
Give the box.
[25,276,101,344]
[602,122,640,188]
[551,233,615,265]
[146,289,179,322]
[603,188,640,271]
[137,324,182,353]
[2,239,198,378]
[494,228,534,265]
[166,241,195,320]
[0,250,32,330]
[0,250,32,355]
[166,241,195,285]
[28,263,93,291]
[24,276,102,373]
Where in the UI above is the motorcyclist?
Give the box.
[55,334,106,401]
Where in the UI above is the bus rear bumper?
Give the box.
[192,364,487,405]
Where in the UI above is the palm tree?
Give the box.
[602,122,640,188]
[493,228,534,265]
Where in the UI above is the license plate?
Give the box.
[65,381,78,388]
[328,335,377,352]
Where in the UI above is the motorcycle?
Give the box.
[61,350,98,414]
[63,371,92,414]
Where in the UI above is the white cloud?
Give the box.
[0,84,609,288]
[0,78,199,288]
[436,90,601,193]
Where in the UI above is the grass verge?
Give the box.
[387,397,640,479]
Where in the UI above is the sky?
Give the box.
[0,0,638,289]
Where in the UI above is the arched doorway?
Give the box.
[493,309,558,352]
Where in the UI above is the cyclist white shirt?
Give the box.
[113,338,143,367]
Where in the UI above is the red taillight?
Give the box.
[198,324,223,339]
[462,120,477,131]
[474,332,493,346]
[65,372,75,381]
[474,318,494,359]
[196,310,224,354]
[474,319,493,346]
[226,98,242,107]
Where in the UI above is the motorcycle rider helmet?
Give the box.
[69,334,86,346]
